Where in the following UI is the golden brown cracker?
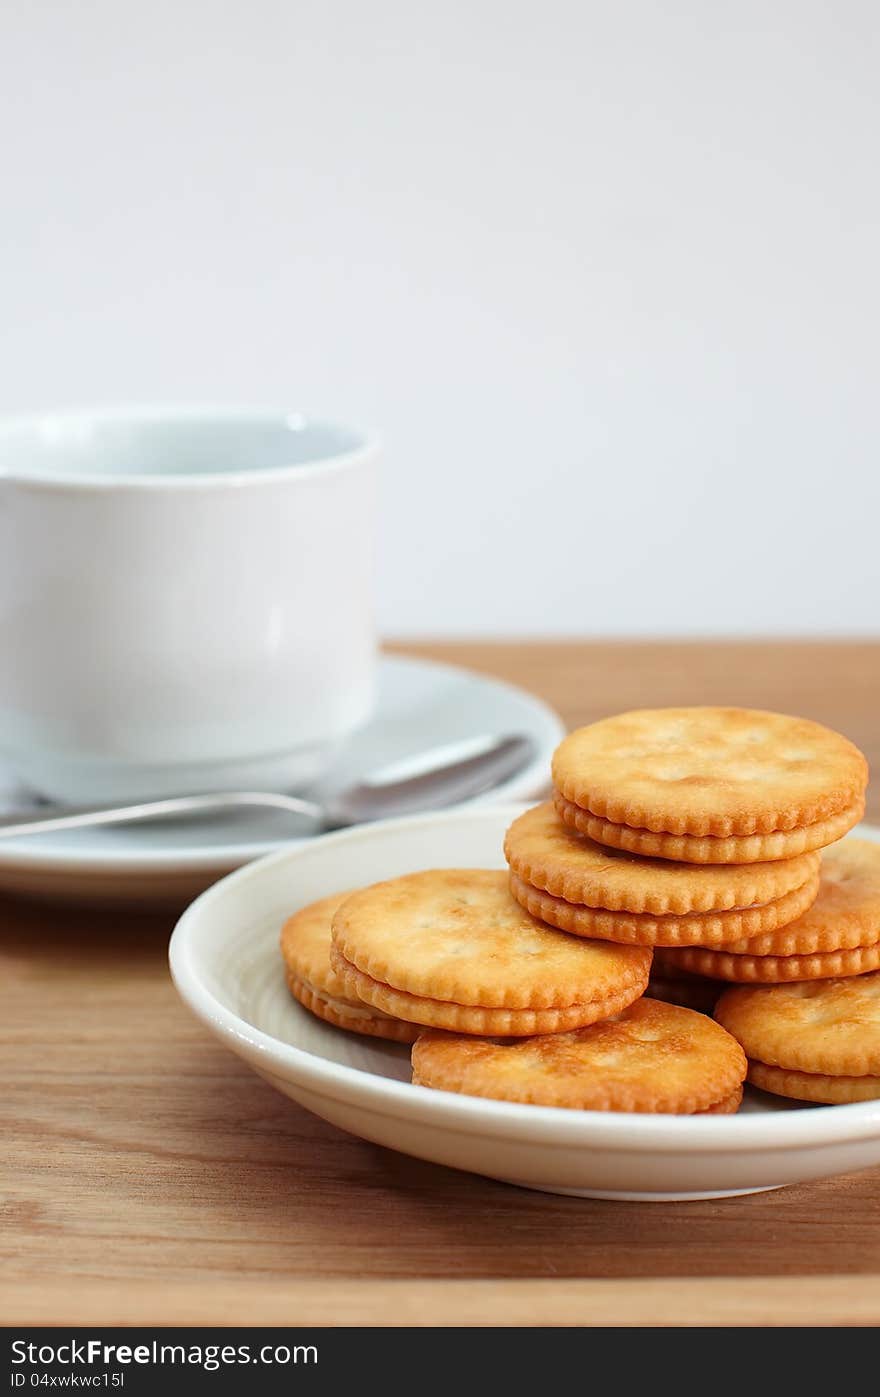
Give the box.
[698,1086,743,1114]
[286,972,420,1043]
[748,1060,880,1104]
[715,839,880,955]
[508,868,819,947]
[715,972,880,1076]
[410,998,747,1112]
[331,869,650,1008]
[334,958,646,1036]
[667,941,880,984]
[554,792,864,865]
[281,891,358,997]
[281,891,420,1041]
[505,801,819,912]
[552,708,867,837]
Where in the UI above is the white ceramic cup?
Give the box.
[0,407,378,802]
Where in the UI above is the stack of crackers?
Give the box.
[281,706,879,1113]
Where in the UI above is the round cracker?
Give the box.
[410,998,747,1112]
[667,941,880,984]
[552,708,867,838]
[715,972,880,1075]
[748,1060,880,1105]
[554,793,865,865]
[714,839,880,955]
[281,890,359,999]
[505,802,819,913]
[508,868,820,947]
[286,972,420,1043]
[333,957,646,1036]
[331,869,650,1008]
[281,891,421,1041]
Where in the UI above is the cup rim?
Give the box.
[0,404,379,490]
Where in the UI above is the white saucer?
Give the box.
[169,805,880,1202]
[0,655,563,906]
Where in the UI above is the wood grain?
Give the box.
[3,641,880,1326]
[3,1278,880,1328]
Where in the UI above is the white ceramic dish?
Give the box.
[0,655,563,905]
[170,806,880,1202]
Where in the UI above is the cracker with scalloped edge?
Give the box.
[712,839,880,955]
[505,801,819,913]
[554,792,864,865]
[410,998,746,1113]
[332,958,645,1036]
[508,868,819,947]
[281,892,419,1042]
[715,972,880,1076]
[331,869,650,1007]
[748,1061,880,1104]
[659,941,880,984]
[286,972,420,1042]
[552,708,867,838]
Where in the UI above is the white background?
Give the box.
[2,2,878,637]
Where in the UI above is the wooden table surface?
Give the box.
[4,641,880,1327]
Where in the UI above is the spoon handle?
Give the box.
[0,733,535,839]
[0,790,323,839]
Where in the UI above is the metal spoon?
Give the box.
[0,733,535,839]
